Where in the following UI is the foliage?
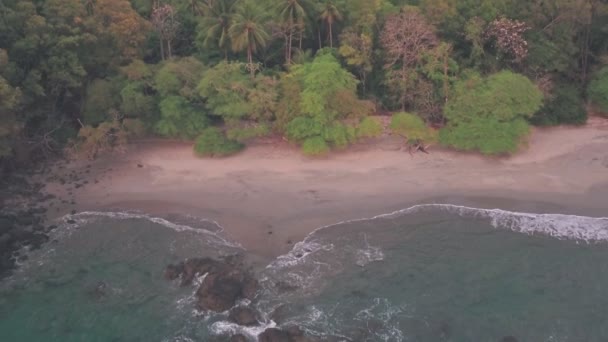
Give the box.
[440,71,543,154]
[356,116,383,139]
[68,117,145,159]
[154,57,206,99]
[194,127,244,157]
[390,112,436,143]
[588,67,608,113]
[198,62,252,119]
[301,136,330,156]
[156,96,209,139]
[532,83,587,126]
[440,117,530,155]
[83,79,122,126]
[226,123,270,142]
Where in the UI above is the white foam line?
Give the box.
[269,204,608,269]
[65,211,242,249]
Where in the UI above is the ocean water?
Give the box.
[1,204,608,341]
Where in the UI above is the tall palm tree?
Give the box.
[276,0,310,64]
[198,0,239,59]
[229,0,270,75]
[319,0,342,48]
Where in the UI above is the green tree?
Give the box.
[532,83,587,126]
[83,78,122,126]
[319,1,343,48]
[276,0,311,64]
[197,62,252,119]
[196,0,239,60]
[588,66,608,113]
[229,0,270,75]
[440,71,543,155]
[156,96,209,139]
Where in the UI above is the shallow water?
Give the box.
[1,205,608,341]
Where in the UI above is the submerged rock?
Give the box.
[258,328,291,342]
[229,307,259,326]
[164,256,258,313]
[500,336,518,342]
[229,334,247,342]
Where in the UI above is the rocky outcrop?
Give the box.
[229,307,259,326]
[164,256,258,312]
[258,326,320,342]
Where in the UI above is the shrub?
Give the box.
[83,78,121,126]
[194,128,244,157]
[301,136,330,156]
[226,124,270,142]
[588,67,608,114]
[439,117,530,155]
[286,117,324,141]
[390,112,436,142]
[531,83,587,126]
[156,96,209,139]
[323,123,356,149]
[356,117,383,139]
[440,71,542,155]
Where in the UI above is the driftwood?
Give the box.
[394,133,431,156]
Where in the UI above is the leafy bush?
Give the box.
[156,96,209,139]
[356,117,383,139]
[286,117,324,141]
[154,57,206,99]
[588,67,608,113]
[440,71,543,155]
[83,78,121,126]
[439,117,530,154]
[194,127,244,157]
[226,123,270,142]
[323,123,356,149]
[301,136,330,156]
[120,82,157,121]
[197,62,252,119]
[531,83,587,126]
[390,112,437,142]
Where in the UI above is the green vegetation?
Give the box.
[356,117,383,139]
[588,67,608,114]
[532,84,587,126]
[439,71,543,155]
[390,112,437,143]
[194,127,244,157]
[0,0,607,166]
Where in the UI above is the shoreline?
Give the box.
[39,119,608,258]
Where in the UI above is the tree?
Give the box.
[588,66,608,113]
[196,0,238,60]
[229,0,270,76]
[319,0,343,48]
[276,0,311,64]
[151,3,180,60]
[197,62,252,119]
[440,71,543,155]
[381,6,439,110]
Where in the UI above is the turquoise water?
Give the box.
[1,205,608,341]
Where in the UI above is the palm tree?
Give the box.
[319,0,342,48]
[276,0,310,64]
[229,1,270,76]
[198,0,239,59]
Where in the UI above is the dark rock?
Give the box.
[67,219,76,224]
[229,307,259,326]
[165,257,258,313]
[15,215,35,226]
[137,164,144,168]
[230,334,248,342]
[0,217,15,235]
[500,337,518,342]
[258,328,291,342]
[196,271,246,312]
[70,210,76,215]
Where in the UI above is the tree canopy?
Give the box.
[0,0,606,164]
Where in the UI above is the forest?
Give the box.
[1,0,608,165]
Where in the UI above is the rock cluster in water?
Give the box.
[165,256,323,342]
[164,256,258,312]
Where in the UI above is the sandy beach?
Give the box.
[43,117,608,258]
